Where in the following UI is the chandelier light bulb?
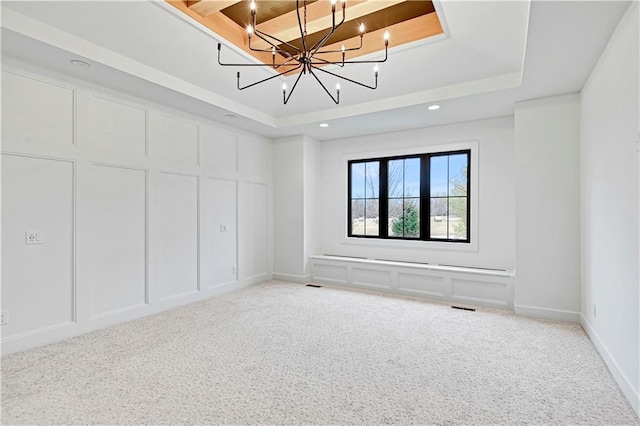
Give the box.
[341,45,346,52]
[246,25,253,35]
[359,23,365,34]
[336,83,341,93]
[250,1,256,11]
[282,82,287,93]
[374,65,379,76]
[383,30,390,46]
[272,46,276,55]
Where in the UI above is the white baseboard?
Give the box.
[242,273,272,286]
[514,304,581,322]
[580,314,640,417]
[1,275,267,356]
[272,272,311,284]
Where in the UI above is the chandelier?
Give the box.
[217,0,389,105]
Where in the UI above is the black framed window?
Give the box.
[347,149,470,242]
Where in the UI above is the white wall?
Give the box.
[273,137,304,280]
[317,117,516,270]
[580,3,639,415]
[272,135,320,281]
[302,136,321,275]
[1,65,273,354]
[513,94,582,322]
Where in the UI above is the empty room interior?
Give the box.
[1,0,639,424]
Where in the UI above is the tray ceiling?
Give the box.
[168,0,443,66]
[1,1,628,140]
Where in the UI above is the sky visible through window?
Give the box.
[430,154,467,196]
[351,155,467,197]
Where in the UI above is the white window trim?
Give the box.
[340,140,479,252]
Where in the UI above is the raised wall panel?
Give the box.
[243,182,268,278]
[77,94,146,156]
[156,173,199,300]
[149,114,198,164]
[312,263,348,284]
[1,71,73,146]
[204,178,237,287]
[352,268,392,290]
[452,277,507,305]
[200,126,237,173]
[238,136,269,179]
[397,272,445,297]
[87,165,147,317]
[1,155,74,337]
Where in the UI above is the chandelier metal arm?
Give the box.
[252,29,300,58]
[308,13,346,57]
[249,3,301,58]
[308,68,340,104]
[311,56,345,68]
[311,64,378,90]
[218,43,300,69]
[237,64,303,91]
[308,0,346,55]
[245,43,300,70]
[314,35,363,56]
[312,45,388,66]
[283,69,305,105]
[273,56,302,69]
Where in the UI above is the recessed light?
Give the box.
[70,59,91,68]
[225,114,237,119]
[320,123,329,128]
[427,104,440,110]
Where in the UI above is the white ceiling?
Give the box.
[0,1,630,140]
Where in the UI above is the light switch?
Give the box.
[26,231,43,245]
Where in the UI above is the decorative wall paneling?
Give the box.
[310,255,515,309]
[0,67,272,354]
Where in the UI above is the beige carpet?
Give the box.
[1,281,638,425]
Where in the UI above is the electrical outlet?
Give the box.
[232,265,238,274]
[220,224,227,233]
[1,311,9,325]
[593,304,597,318]
[26,231,43,245]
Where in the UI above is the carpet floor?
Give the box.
[1,281,638,425]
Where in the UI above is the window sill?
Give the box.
[341,236,478,252]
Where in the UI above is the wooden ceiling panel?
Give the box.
[187,0,241,17]
[168,0,443,69]
[223,1,318,25]
[250,0,403,51]
[280,1,436,55]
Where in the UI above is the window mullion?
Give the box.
[379,160,388,238]
[466,153,471,242]
[347,161,353,237]
[421,154,429,241]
